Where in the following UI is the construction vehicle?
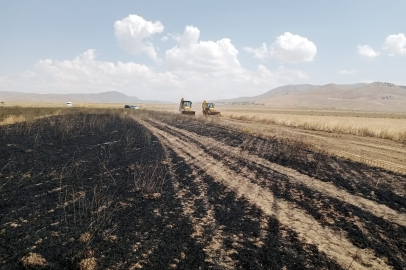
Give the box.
[202,100,221,116]
[179,98,195,115]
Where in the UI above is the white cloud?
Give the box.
[165,26,242,74]
[245,33,317,63]
[1,25,311,101]
[161,35,169,41]
[383,33,406,56]
[114,14,164,61]
[360,79,374,84]
[270,32,317,63]
[1,49,310,101]
[244,43,268,59]
[357,45,380,59]
[1,49,180,99]
[338,69,358,75]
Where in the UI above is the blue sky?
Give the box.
[0,0,405,101]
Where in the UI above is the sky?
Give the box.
[0,0,405,102]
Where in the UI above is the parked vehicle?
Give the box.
[124,105,139,109]
[66,102,72,107]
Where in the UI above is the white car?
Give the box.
[66,102,72,107]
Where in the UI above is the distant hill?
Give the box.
[216,84,322,103]
[0,91,171,104]
[215,82,406,112]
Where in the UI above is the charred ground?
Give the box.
[0,111,405,269]
[0,113,205,269]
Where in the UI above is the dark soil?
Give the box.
[0,114,207,269]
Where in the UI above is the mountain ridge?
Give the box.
[1,82,405,111]
[214,82,406,111]
[0,90,172,104]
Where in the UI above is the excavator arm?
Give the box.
[179,98,184,110]
[202,100,207,115]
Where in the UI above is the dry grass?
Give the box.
[0,106,142,125]
[21,253,48,269]
[0,107,62,124]
[78,257,97,270]
[130,104,406,142]
[79,232,92,243]
[3,102,405,142]
[222,111,406,142]
[1,101,175,109]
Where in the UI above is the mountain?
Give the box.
[215,82,406,111]
[215,84,321,103]
[215,83,368,104]
[0,91,171,104]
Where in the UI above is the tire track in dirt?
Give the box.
[175,120,406,204]
[140,119,391,270]
[153,120,406,268]
[169,120,406,202]
[142,122,343,269]
[164,147,238,269]
[153,120,406,227]
[155,121,406,269]
[334,149,406,174]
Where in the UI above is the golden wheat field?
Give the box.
[218,106,406,142]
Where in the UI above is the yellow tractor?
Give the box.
[202,100,221,116]
[179,98,196,115]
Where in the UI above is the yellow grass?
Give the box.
[1,101,175,109]
[0,106,134,125]
[2,102,406,142]
[222,110,406,142]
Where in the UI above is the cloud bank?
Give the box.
[1,15,312,101]
[2,49,180,95]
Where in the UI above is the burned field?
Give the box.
[0,113,195,269]
[1,111,406,269]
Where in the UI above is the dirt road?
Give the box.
[140,118,406,270]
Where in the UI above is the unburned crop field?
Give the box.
[1,111,405,270]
